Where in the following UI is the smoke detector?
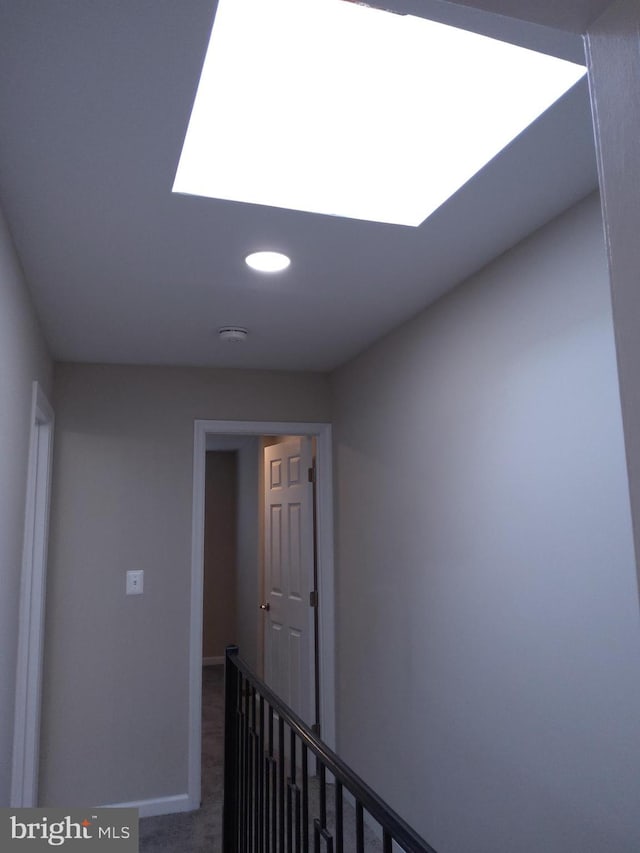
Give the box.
[218,326,248,343]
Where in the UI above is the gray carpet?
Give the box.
[139,665,383,852]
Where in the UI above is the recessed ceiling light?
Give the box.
[173,0,586,227]
[245,251,291,273]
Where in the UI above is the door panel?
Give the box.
[269,504,283,594]
[288,503,303,599]
[264,437,314,725]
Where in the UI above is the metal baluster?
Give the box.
[271,754,278,853]
[279,716,286,853]
[294,783,302,852]
[319,764,326,831]
[317,766,333,853]
[265,749,271,853]
[265,705,276,853]
[287,728,296,853]
[243,677,251,853]
[223,647,240,853]
[315,822,333,853]
[237,674,243,852]
[334,781,343,853]
[259,695,265,853]
[302,745,309,853]
[287,769,293,853]
[269,705,276,853]
[237,673,243,853]
[238,673,245,853]
[355,802,364,853]
[382,828,393,853]
[249,685,257,851]
[314,818,321,853]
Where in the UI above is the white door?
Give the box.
[263,437,315,725]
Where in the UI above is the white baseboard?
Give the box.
[102,793,195,818]
[203,656,224,666]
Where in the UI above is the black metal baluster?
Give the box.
[249,685,257,851]
[237,673,243,852]
[271,754,278,853]
[279,716,285,853]
[237,672,244,853]
[355,802,364,853]
[247,685,253,851]
[264,705,275,853]
[238,675,246,853]
[302,745,309,853]
[243,677,251,853]
[287,728,296,853]
[294,783,302,852]
[223,647,240,853]
[313,818,320,853]
[334,781,343,853]
[314,821,334,853]
[317,766,333,853]
[287,774,293,852]
[269,706,278,853]
[382,828,393,853]
[259,695,265,853]
[319,764,326,831]
[265,751,271,853]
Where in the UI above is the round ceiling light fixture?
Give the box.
[245,250,290,273]
[218,326,248,343]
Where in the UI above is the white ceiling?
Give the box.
[0,0,606,372]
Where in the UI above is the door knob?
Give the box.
[259,602,270,611]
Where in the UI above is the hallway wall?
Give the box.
[331,193,640,852]
[202,451,237,660]
[0,203,52,805]
[41,364,330,807]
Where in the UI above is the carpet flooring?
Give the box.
[139,665,383,852]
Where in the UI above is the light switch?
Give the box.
[126,570,144,595]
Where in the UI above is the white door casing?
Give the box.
[263,437,315,725]
[11,381,55,807]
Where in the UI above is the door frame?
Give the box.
[11,381,55,807]
[188,419,335,811]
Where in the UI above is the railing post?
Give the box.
[223,645,240,853]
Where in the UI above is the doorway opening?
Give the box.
[188,420,335,811]
[202,447,239,669]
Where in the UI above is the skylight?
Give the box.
[173,0,586,227]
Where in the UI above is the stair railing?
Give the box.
[223,645,438,853]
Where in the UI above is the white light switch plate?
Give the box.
[126,569,144,595]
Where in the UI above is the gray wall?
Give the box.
[0,203,52,805]
[331,194,640,852]
[203,451,237,659]
[41,364,330,807]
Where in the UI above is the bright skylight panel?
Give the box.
[173,0,586,227]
